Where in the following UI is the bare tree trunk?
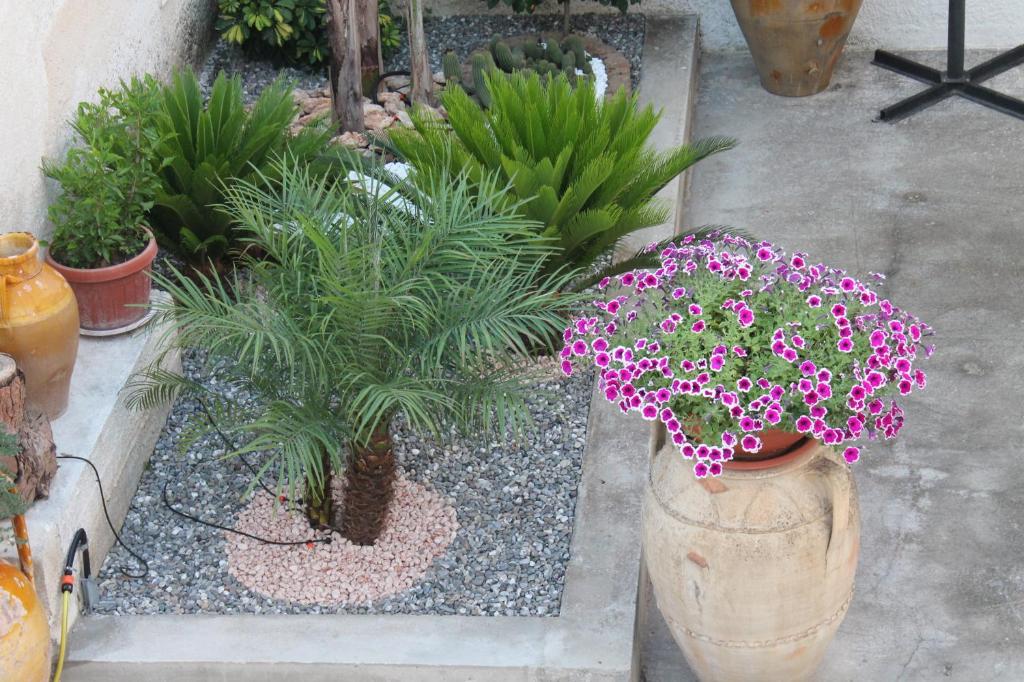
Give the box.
[562,0,572,38]
[406,0,436,106]
[0,354,56,507]
[340,422,396,546]
[327,0,365,133]
[356,0,382,97]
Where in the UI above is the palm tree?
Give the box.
[129,159,575,545]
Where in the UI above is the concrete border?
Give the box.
[0,317,180,641]
[61,16,701,681]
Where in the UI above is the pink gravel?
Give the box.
[225,474,458,606]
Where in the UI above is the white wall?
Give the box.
[427,0,1024,52]
[0,0,216,237]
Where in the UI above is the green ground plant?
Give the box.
[148,69,343,272]
[390,71,736,290]
[128,158,576,546]
[42,76,168,269]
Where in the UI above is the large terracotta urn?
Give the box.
[0,232,79,418]
[730,0,864,96]
[643,425,860,681]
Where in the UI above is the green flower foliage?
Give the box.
[389,71,735,290]
[127,159,578,503]
[43,76,168,269]
[217,0,402,65]
[148,69,343,270]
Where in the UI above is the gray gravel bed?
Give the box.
[94,349,594,616]
[199,13,645,101]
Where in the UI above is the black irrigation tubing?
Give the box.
[56,455,149,579]
[371,69,411,105]
[160,398,334,547]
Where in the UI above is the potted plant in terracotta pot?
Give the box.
[42,75,165,332]
[560,233,934,681]
[730,0,864,96]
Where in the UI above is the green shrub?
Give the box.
[390,71,735,289]
[128,159,576,545]
[42,76,168,269]
[217,0,402,66]
[148,69,338,270]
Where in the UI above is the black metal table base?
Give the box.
[873,0,1024,122]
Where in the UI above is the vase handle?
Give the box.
[818,454,851,572]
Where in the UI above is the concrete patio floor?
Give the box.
[641,48,1024,681]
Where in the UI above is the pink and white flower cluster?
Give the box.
[560,233,934,478]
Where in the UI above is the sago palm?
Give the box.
[129,158,575,546]
[389,70,736,290]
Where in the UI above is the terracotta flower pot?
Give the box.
[729,0,864,96]
[643,424,860,681]
[0,232,79,419]
[46,231,157,332]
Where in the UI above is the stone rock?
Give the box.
[396,110,413,128]
[382,75,410,90]
[363,103,394,132]
[379,92,406,115]
[334,131,369,148]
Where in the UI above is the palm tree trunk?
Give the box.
[406,0,436,106]
[305,445,334,528]
[356,0,382,96]
[326,0,365,133]
[340,421,396,545]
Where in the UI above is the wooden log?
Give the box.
[356,0,382,97]
[327,0,366,133]
[407,0,436,107]
[0,354,56,507]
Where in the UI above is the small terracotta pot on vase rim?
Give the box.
[727,429,811,470]
[46,228,158,332]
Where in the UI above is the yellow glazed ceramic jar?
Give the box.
[0,561,50,682]
[0,232,79,418]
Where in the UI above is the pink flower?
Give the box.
[738,309,755,327]
[842,446,860,463]
[688,304,703,316]
[737,377,753,392]
[831,304,847,318]
[691,320,706,333]
[572,340,588,356]
[799,360,817,376]
[641,404,659,420]
[837,338,854,352]
[694,462,709,478]
[795,415,813,432]
[806,295,822,308]
[595,352,610,368]
[740,435,762,453]
[560,360,573,376]
[592,337,609,352]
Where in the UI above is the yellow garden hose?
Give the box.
[53,590,70,682]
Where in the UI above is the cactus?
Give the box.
[523,41,544,61]
[442,50,462,86]
[492,40,524,71]
[471,53,493,107]
[563,35,591,75]
[561,51,576,74]
[441,34,595,106]
[545,41,564,66]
